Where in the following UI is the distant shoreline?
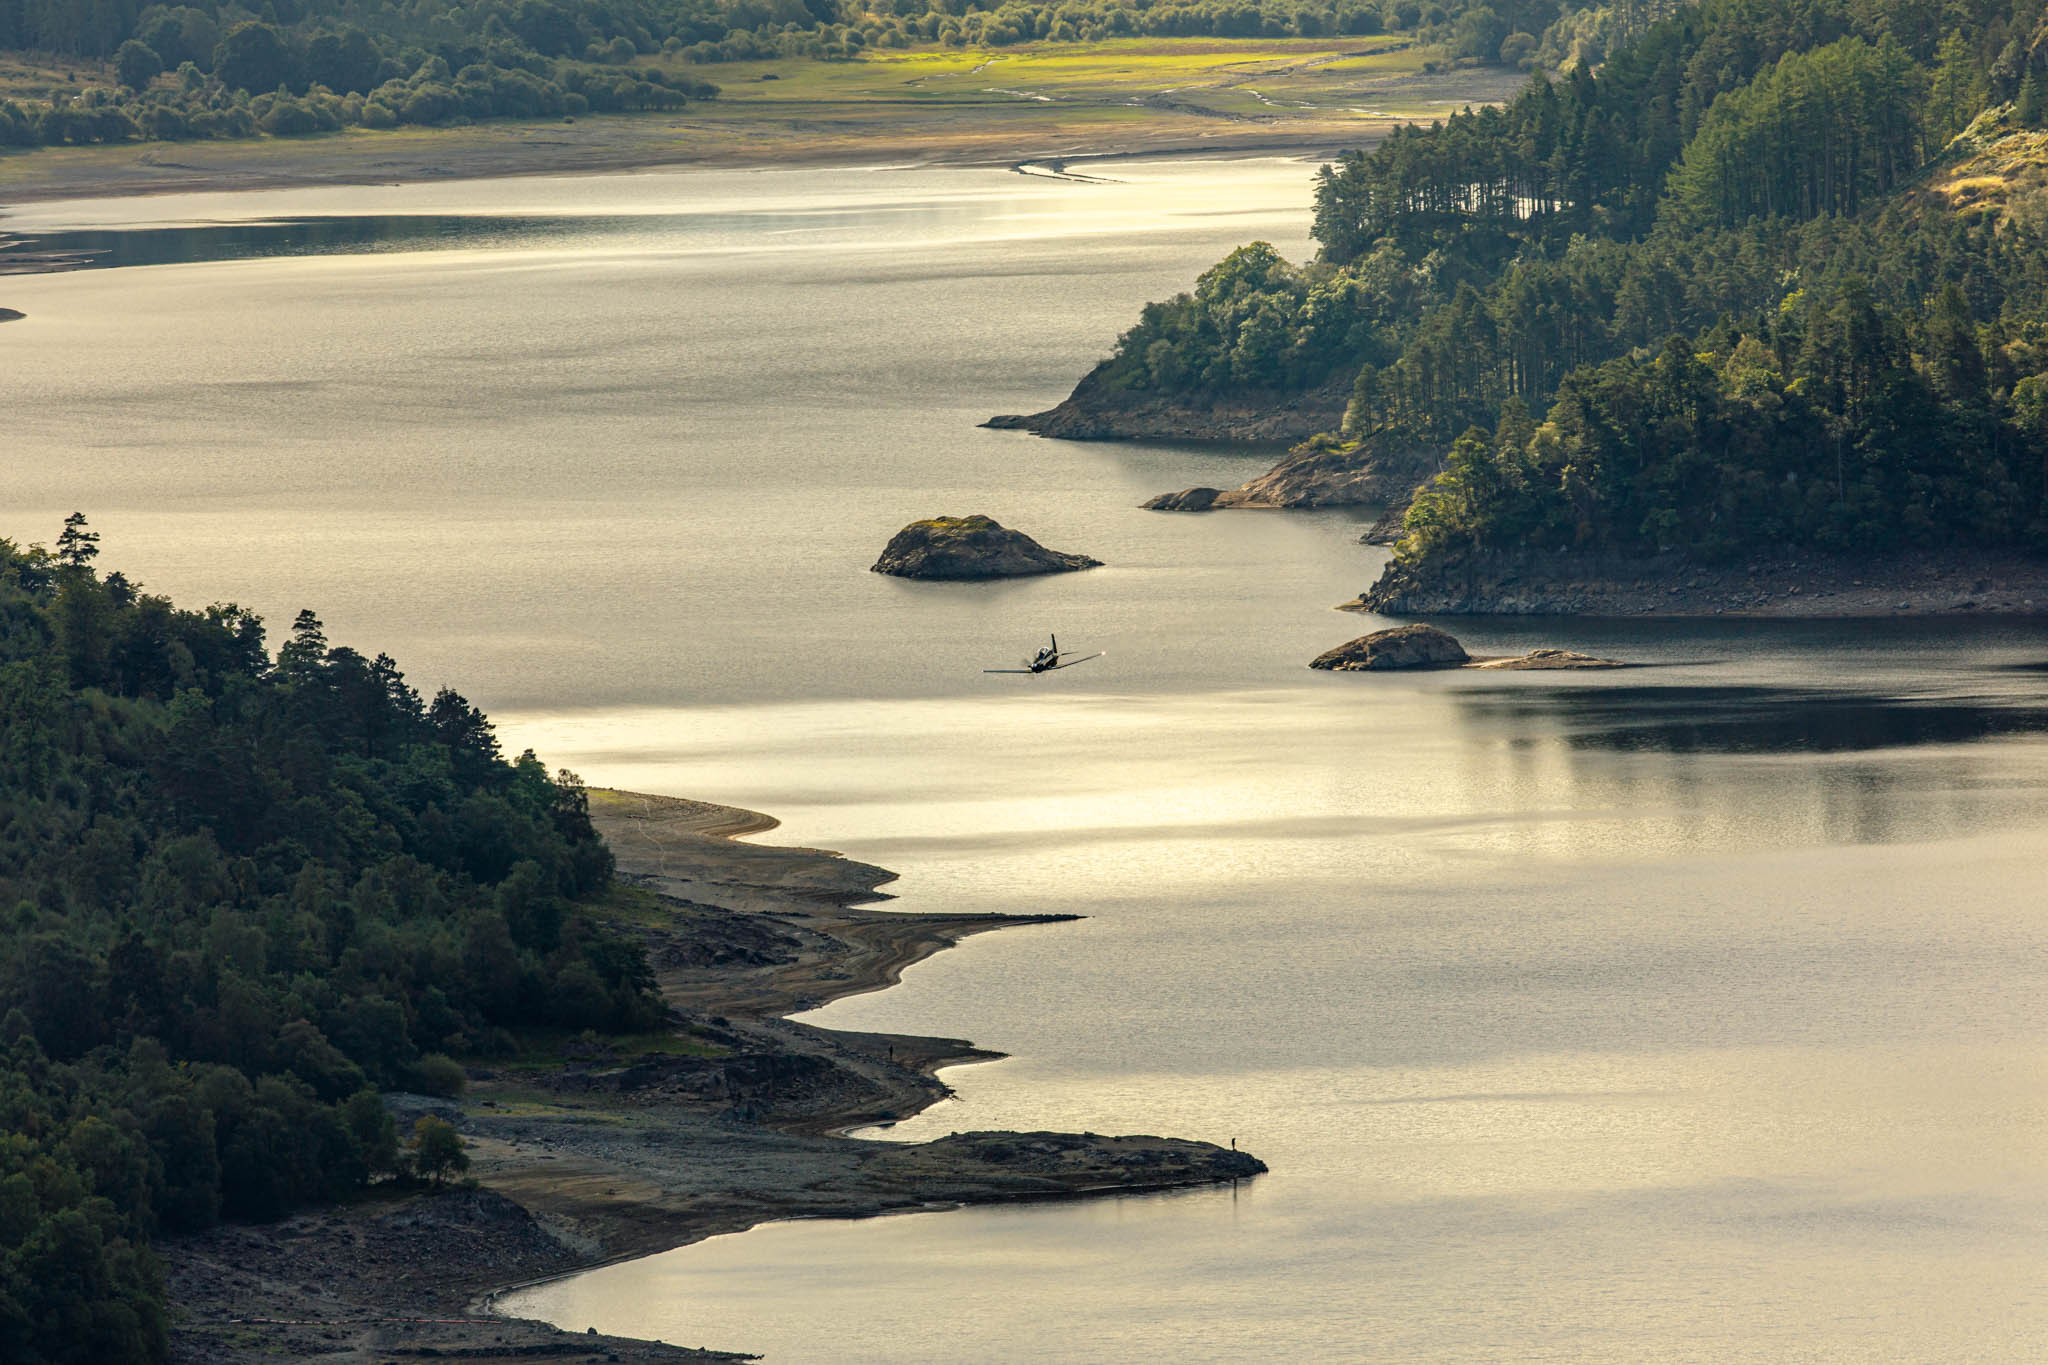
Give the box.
[1351,546,2048,618]
[0,113,1375,209]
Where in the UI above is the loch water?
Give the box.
[8,158,2048,1364]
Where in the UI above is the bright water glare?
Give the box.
[8,158,2048,1364]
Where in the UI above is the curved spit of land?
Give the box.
[160,787,1263,1365]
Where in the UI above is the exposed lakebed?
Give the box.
[8,160,2048,1363]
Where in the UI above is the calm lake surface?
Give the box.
[9,159,2048,1364]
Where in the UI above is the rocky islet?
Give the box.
[872,514,1101,579]
[1311,623,1626,671]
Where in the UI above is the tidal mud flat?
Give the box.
[162,790,1260,1364]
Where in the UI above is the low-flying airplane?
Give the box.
[984,634,1102,674]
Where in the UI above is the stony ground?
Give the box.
[161,791,1261,1363]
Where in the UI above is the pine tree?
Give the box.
[54,511,98,570]
[2018,68,2044,129]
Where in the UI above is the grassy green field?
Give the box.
[669,36,1504,123]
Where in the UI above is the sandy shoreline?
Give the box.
[160,789,1262,1364]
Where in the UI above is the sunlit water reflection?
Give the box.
[8,159,2048,1363]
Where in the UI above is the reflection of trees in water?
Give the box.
[18,204,987,271]
[1459,685,2048,754]
[1446,685,2048,853]
[15,215,615,270]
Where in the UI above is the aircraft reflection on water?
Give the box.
[984,634,1102,675]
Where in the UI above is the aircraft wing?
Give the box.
[1047,653,1103,669]
[982,668,1035,674]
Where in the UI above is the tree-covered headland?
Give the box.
[1100,0,2048,567]
[0,0,1605,147]
[0,516,664,1365]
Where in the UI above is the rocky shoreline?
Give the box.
[1308,623,1625,670]
[1142,436,1438,511]
[982,359,1439,511]
[163,790,1262,1364]
[985,364,1350,443]
[1352,547,2048,617]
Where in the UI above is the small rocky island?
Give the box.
[872,515,1101,580]
[1310,623,1626,671]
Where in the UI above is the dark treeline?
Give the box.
[0,0,1602,147]
[0,517,664,1365]
[0,7,715,147]
[1101,0,2048,558]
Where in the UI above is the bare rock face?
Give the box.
[1141,487,1222,511]
[984,365,1350,442]
[1222,441,1396,507]
[1468,648,1627,670]
[872,515,1101,580]
[1142,439,1440,512]
[1310,623,1470,671]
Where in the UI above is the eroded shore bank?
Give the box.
[1351,547,2048,617]
[162,789,1261,1364]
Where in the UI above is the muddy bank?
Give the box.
[986,363,1350,442]
[163,789,1262,1363]
[1351,547,2048,617]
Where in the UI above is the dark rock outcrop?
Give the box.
[872,515,1101,580]
[1313,624,1628,671]
[924,1130,1268,1186]
[1310,623,1469,671]
[1220,440,1427,508]
[1141,438,1440,512]
[985,365,1350,442]
[1142,487,1222,511]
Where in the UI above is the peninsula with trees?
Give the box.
[1018,0,2048,614]
[0,517,1259,1365]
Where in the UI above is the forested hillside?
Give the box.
[0,517,662,1365]
[0,0,1601,146]
[1100,0,2048,563]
